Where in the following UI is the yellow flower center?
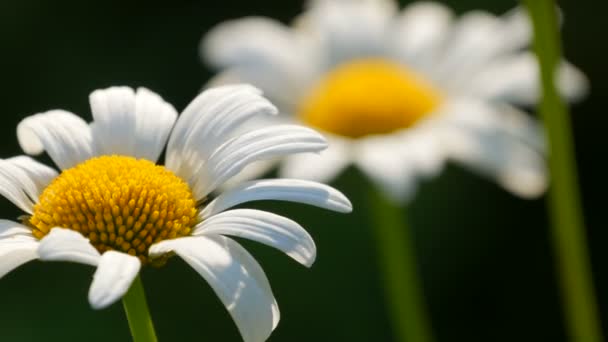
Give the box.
[29,155,198,265]
[298,59,443,138]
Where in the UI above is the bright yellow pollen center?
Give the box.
[29,155,198,265]
[298,59,443,138]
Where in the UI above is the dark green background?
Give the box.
[0,0,605,341]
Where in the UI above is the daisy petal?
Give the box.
[203,17,316,110]
[439,100,547,198]
[304,0,396,64]
[201,179,352,219]
[204,17,302,72]
[0,236,38,278]
[355,134,427,203]
[6,156,58,200]
[17,110,94,170]
[89,86,136,156]
[468,52,589,105]
[38,228,101,266]
[219,159,278,191]
[435,7,533,88]
[193,125,327,200]
[0,156,58,214]
[279,136,350,184]
[150,235,279,342]
[88,251,141,309]
[132,88,178,162]
[0,220,34,240]
[391,1,453,71]
[193,209,316,266]
[435,11,502,85]
[166,85,277,183]
[90,87,178,161]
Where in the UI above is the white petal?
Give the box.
[279,135,351,184]
[206,68,307,113]
[354,134,421,204]
[219,159,278,191]
[499,6,534,51]
[0,220,34,240]
[216,114,292,189]
[434,7,532,87]
[89,86,136,156]
[6,156,58,196]
[0,156,57,214]
[434,11,502,85]
[37,228,101,266]
[202,17,317,110]
[390,1,453,71]
[0,236,39,278]
[132,88,178,162]
[88,251,141,309]
[438,100,547,198]
[150,235,279,342]
[192,125,327,200]
[166,85,277,185]
[17,110,94,170]
[202,179,352,219]
[194,209,316,267]
[467,52,589,105]
[90,86,178,161]
[303,0,396,65]
[203,17,309,81]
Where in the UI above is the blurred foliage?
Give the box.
[0,0,605,341]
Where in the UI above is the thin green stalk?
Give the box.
[523,1,602,341]
[369,187,433,342]
[122,275,158,342]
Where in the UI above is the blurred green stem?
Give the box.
[523,1,602,341]
[369,187,433,342]
[122,275,158,342]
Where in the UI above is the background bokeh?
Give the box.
[0,0,605,341]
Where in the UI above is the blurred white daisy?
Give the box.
[202,0,588,202]
[0,85,351,342]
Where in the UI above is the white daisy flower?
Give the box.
[202,0,588,202]
[0,85,352,342]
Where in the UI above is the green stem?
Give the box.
[122,275,158,342]
[523,1,602,341]
[369,187,433,342]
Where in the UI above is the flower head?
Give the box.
[202,0,588,202]
[0,85,352,342]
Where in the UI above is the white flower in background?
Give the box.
[202,0,588,202]
[0,85,352,342]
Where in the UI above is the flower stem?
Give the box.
[369,187,433,342]
[122,275,158,342]
[522,1,602,341]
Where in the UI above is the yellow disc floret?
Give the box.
[298,59,443,138]
[29,155,198,264]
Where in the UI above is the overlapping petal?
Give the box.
[192,124,327,199]
[165,85,277,185]
[90,86,178,161]
[0,156,58,213]
[38,228,101,266]
[303,0,396,65]
[193,209,316,266]
[390,1,453,72]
